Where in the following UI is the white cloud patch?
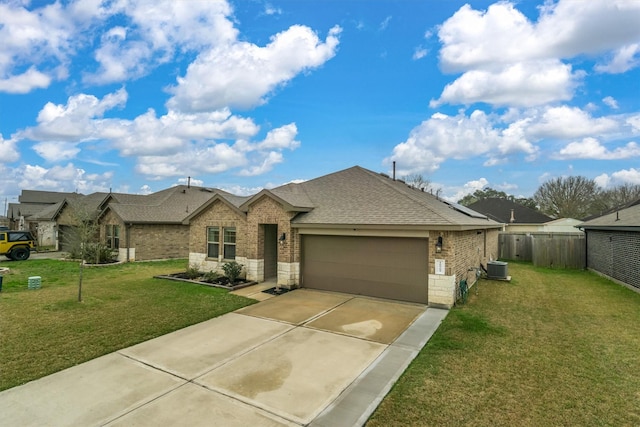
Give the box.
[413,47,428,60]
[33,141,81,162]
[0,1,108,93]
[385,110,537,175]
[433,1,640,107]
[432,60,579,107]
[525,106,618,139]
[0,134,20,163]
[595,168,640,188]
[17,163,113,194]
[555,138,640,160]
[446,178,490,203]
[18,88,301,179]
[603,96,619,109]
[167,25,341,112]
[84,0,237,85]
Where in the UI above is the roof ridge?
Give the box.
[360,168,454,224]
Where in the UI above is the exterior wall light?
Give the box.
[279,232,286,245]
[435,236,443,253]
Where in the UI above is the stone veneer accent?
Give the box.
[426,228,499,307]
[428,274,456,308]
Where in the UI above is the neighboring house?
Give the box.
[468,198,553,232]
[8,190,81,247]
[578,201,640,291]
[186,166,502,308]
[540,218,583,233]
[97,185,220,261]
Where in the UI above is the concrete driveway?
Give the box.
[0,288,447,426]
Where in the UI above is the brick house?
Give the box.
[186,166,502,308]
[578,201,640,291]
[97,186,222,261]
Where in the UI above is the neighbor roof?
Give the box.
[265,166,501,230]
[467,198,552,224]
[104,186,220,224]
[578,203,640,231]
[18,190,81,204]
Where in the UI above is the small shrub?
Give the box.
[222,261,243,284]
[185,264,202,280]
[202,270,221,282]
[83,243,118,264]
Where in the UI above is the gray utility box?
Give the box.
[487,261,508,279]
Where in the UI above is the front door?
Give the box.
[263,224,278,279]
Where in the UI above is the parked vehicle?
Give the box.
[0,231,36,260]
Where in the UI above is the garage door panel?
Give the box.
[302,235,428,304]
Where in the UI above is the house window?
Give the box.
[207,227,220,258]
[106,225,120,249]
[223,227,236,259]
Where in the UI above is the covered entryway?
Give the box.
[262,224,278,279]
[301,235,428,304]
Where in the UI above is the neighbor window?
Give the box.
[106,225,120,249]
[207,227,220,258]
[223,227,236,259]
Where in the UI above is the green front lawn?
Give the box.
[0,259,255,391]
[368,262,640,426]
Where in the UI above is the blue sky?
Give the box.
[1,0,639,206]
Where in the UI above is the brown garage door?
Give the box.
[302,235,428,304]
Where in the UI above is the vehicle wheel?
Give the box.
[5,254,14,260]
[11,247,30,261]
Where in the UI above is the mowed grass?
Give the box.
[368,262,640,426]
[0,258,256,391]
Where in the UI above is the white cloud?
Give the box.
[0,1,107,93]
[413,47,428,60]
[554,137,640,160]
[16,163,113,193]
[434,1,640,107]
[385,110,536,175]
[33,141,81,162]
[603,96,619,109]
[525,106,618,139]
[446,178,490,203]
[432,60,580,107]
[0,134,20,163]
[595,168,640,188]
[167,25,342,112]
[84,0,237,85]
[265,4,282,15]
[379,16,392,31]
[596,44,640,74]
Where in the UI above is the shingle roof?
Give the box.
[18,190,81,204]
[270,166,501,229]
[578,203,640,230]
[105,186,219,224]
[467,198,552,224]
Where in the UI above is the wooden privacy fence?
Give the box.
[499,232,586,269]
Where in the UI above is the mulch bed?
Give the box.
[261,286,292,296]
[155,273,256,291]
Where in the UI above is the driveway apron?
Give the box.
[0,289,447,426]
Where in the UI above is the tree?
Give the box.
[533,176,601,219]
[60,202,103,302]
[599,184,640,210]
[458,187,510,206]
[402,174,432,192]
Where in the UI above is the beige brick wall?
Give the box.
[99,210,189,261]
[188,200,247,258]
[246,196,298,263]
[444,228,500,285]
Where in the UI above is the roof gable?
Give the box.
[579,203,640,230]
[288,166,500,229]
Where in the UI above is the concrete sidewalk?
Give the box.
[0,288,448,426]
